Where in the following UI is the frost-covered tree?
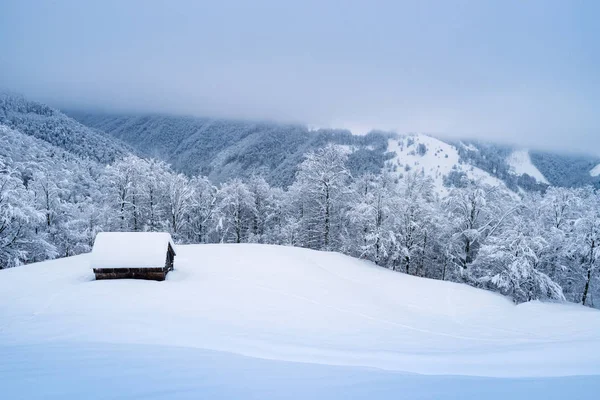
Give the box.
[162,172,194,239]
[387,172,435,276]
[30,169,62,230]
[541,187,582,229]
[473,215,564,303]
[136,159,170,232]
[296,144,350,250]
[0,161,55,268]
[101,155,139,231]
[444,179,517,280]
[344,173,395,264]
[247,175,278,243]
[215,179,256,243]
[278,181,308,247]
[188,175,217,243]
[565,191,600,306]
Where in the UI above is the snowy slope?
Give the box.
[1,244,599,380]
[2,343,598,400]
[507,149,549,184]
[386,134,506,194]
[590,163,600,177]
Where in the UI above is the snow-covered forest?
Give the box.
[2,124,599,307]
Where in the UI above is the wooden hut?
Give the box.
[91,232,176,281]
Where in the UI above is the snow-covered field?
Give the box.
[1,244,599,398]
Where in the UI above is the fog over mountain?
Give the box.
[1,0,599,153]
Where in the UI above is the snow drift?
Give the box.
[1,244,599,379]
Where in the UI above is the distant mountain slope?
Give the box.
[67,110,600,191]
[506,149,549,184]
[0,94,131,164]
[385,134,507,194]
[68,111,393,186]
[451,139,600,191]
[529,151,600,188]
[0,124,101,175]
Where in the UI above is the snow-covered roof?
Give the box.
[91,232,176,269]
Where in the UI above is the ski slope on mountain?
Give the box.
[386,134,506,194]
[507,149,549,184]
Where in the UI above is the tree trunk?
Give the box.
[149,190,155,232]
[235,202,241,244]
[582,240,595,306]
[132,193,138,231]
[441,257,447,281]
[464,239,471,268]
[416,232,427,277]
[119,188,126,229]
[45,191,51,228]
[324,185,330,249]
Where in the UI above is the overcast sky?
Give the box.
[1,0,598,153]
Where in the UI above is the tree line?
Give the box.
[1,133,598,307]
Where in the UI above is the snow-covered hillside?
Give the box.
[66,110,390,186]
[2,244,599,375]
[1,244,599,398]
[386,134,506,194]
[507,149,549,184]
[0,93,131,163]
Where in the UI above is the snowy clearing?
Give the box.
[1,244,599,398]
[507,149,549,184]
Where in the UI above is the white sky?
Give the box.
[1,0,598,154]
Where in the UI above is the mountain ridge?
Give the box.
[2,91,598,192]
[67,108,600,191]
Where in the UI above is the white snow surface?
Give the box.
[590,163,600,177]
[2,244,599,377]
[1,244,600,398]
[90,231,175,269]
[507,149,549,184]
[387,134,507,194]
[2,342,598,400]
